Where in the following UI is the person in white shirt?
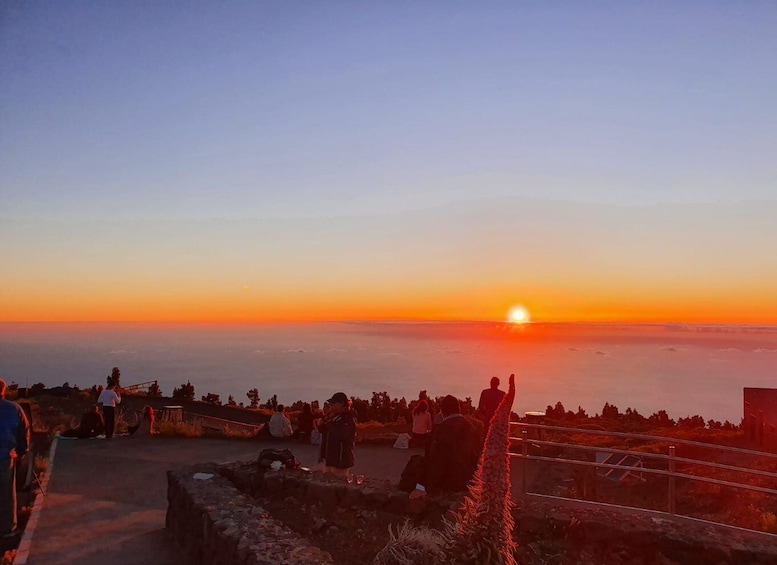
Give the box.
[97,382,121,439]
[268,405,293,438]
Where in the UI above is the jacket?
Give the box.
[323,409,356,469]
[420,413,480,493]
[0,399,30,460]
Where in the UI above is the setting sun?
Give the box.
[508,305,531,324]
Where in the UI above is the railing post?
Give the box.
[668,445,676,515]
[522,429,529,496]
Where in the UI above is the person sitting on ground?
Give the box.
[293,402,314,440]
[61,405,105,438]
[323,392,357,477]
[128,405,156,436]
[478,376,506,435]
[411,399,432,447]
[410,395,481,498]
[268,404,293,438]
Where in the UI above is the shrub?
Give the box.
[761,512,777,534]
[156,420,205,438]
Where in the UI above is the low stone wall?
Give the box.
[166,464,334,565]
[168,460,777,565]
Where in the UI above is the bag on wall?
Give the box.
[257,448,299,470]
[399,454,425,492]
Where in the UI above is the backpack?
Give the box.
[398,454,425,492]
[257,448,299,470]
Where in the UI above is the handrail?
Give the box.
[511,422,777,532]
[520,438,777,480]
[513,453,777,496]
[122,380,158,392]
[512,421,777,460]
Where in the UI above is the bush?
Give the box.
[155,420,205,438]
[760,512,777,534]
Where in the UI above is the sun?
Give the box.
[508,305,531,324]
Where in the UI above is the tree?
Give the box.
[677,415,705,429]
[227,395,237,407]
[246,388,260,409]
[148,382,162,397]
[108,367,121,388]
[601,402,621,420]
[648,410,675,428]
[172,381,195,402]
[201,393,221,406]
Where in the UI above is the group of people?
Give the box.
[406,376,507,498]
[61,381,156,440]
[269,376,508,499]
[265,376,508,497]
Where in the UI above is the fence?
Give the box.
[510,421,777,532]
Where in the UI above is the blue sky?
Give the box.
[1,2,776,323]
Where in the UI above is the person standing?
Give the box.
[478,376,506,436]
[323,392,357,477]
[0,378,30,537]
[411,400,433,447]
[98,381,122,439]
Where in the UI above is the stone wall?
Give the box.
[168,460,777,565]
[166,463,334,565]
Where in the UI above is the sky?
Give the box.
[1,2,776,324]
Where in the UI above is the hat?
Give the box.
[327,392,348,404]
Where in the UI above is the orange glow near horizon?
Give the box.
[2,285,777,325]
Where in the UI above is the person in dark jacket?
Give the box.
[410,394,480,498]
[322,392,356,477]
[294,402,314,441]
[0,378,30,537]
[60,405,105,438]
[478,376,506,435]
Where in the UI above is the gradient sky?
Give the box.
[2,2,776,324]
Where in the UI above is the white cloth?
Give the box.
[268,412,293,438]
[393,433,410,449]
[97,389,121,407]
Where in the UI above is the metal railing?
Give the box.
[510,421,777,531]
[121,380,159,394]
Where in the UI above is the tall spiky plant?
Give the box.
[373,374,518,565]
[445,373,517,564]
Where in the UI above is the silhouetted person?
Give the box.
[322,392,356,477]
[478,376,506,435]
[410,395,480,498]
[294,403,314,440]
[0,378,30,537]
[61,405,105,438]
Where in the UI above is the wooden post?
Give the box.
[668,445,676,515]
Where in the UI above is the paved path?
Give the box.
[20,436,422,565]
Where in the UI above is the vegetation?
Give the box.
[543,400,740,433]
[155,419,205,438]
[108,367,121,388]
[172,381,195,402]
